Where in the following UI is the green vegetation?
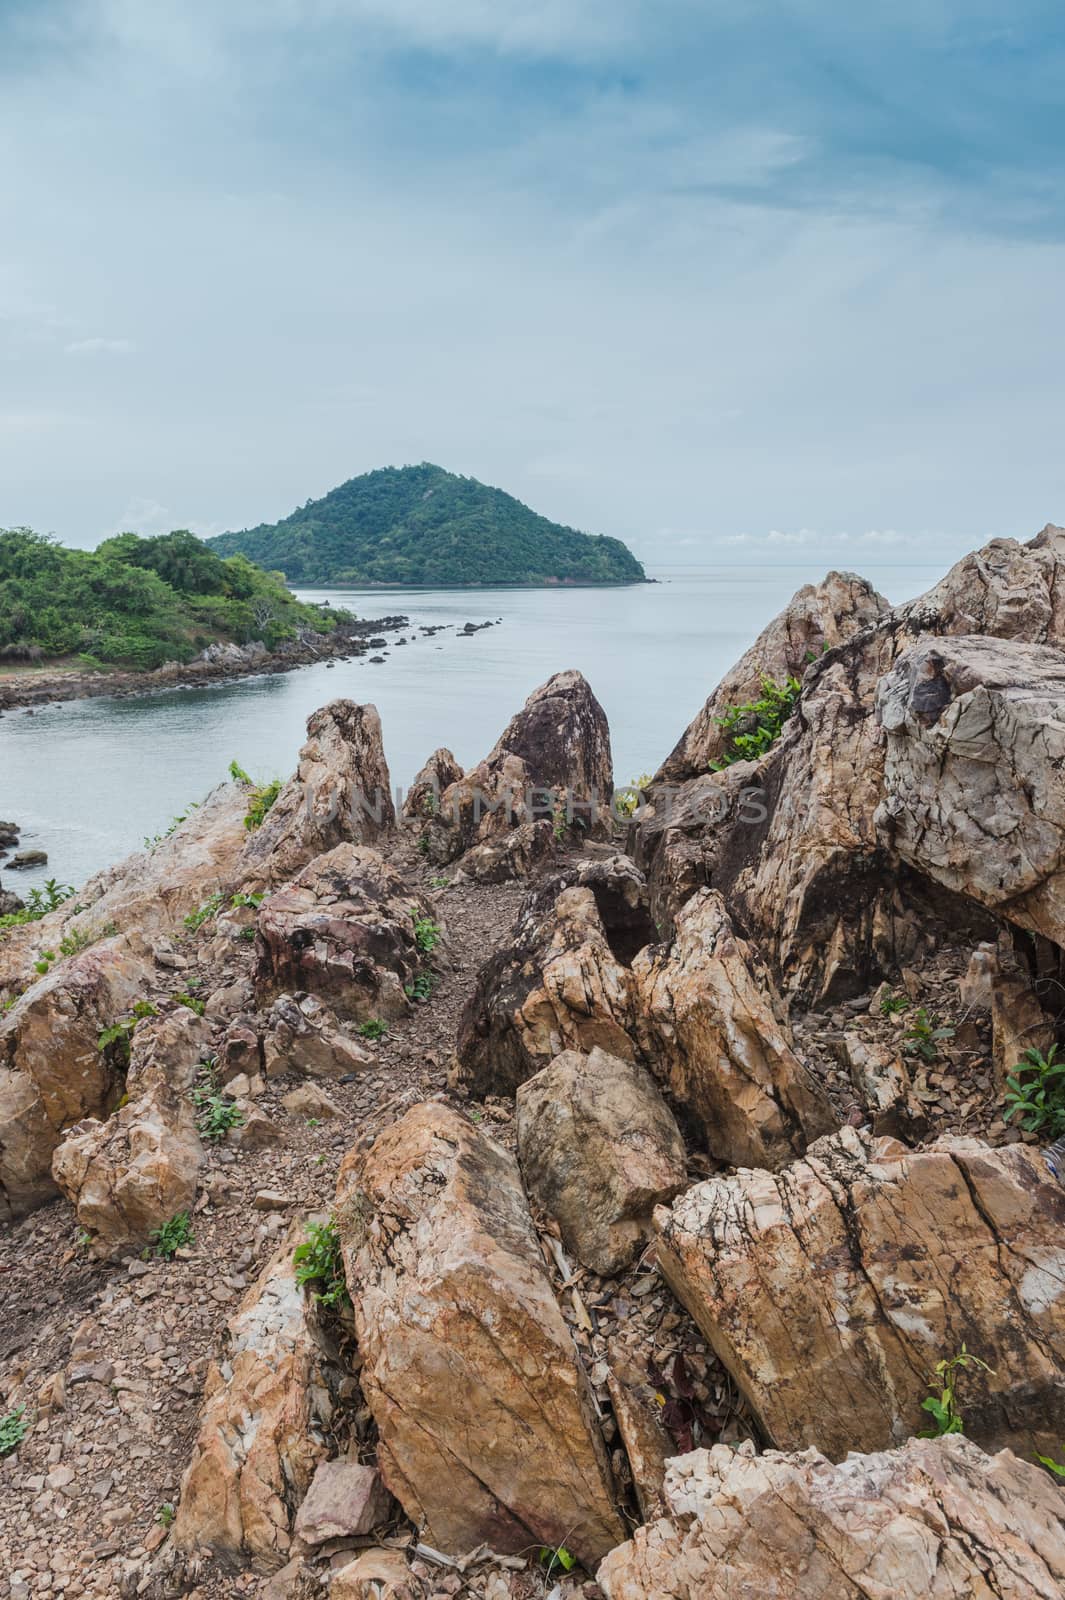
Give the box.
[880,991,910,1017]
[918,1346,993,1438]
[207,463,646,587]
[539,1545,577,1579]
[0,527,348,670]
[293,1219,350,1310]
[1005,1045,1065,1136]
[614,774,653,821]
[146,1212,193,1260]
[712,673,802,769]
[97,1000,159,1069]
[0,1407,28,1458]
[230,760,283,830]
[0,878,78,937]
[174,990,206,1016]
[405,971,437,1003]
[411,909,442,955]
[184,891,225,932]
[156,1503,176,1528]
[901,1008,955,1064]
[1036,1452,1065,1481]
[192,1084,244,1142]
[358,1019,388,1040]
[428,876,451,890]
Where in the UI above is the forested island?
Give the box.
[0,528,347,670]
[206,463,647,586]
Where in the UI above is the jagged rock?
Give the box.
[292,1460,392,1544]
[958,942,999,1010]
[657,570,889,783]
[240,701,395,887]
[255,846,437,1023]
[877,634,1065,945]
[281,1082,340,1119]
[451,856,655,1099]
[263,993,375,1079]
[451,819,557,884]
[992,972,1056,1081]
[605,1366,671,1522]
[171,1223,333,1569]
[335,1102,624,1565]
[597,1435,1065,1600]
[516,1047,687,1275]
[51,1012,211,1257]
[426,670,613,872]
[631,890,834,1168]
[836,1029,927,1139]
[655,1127,1065,1461]
[216,1015,263,1085]
[401,747,464,825]
[0,936,152,1219]
[0,876,24,917]
[227,1100,281,1149]
[331,1550,414,1600]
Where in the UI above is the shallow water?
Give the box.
[0,563,943,894]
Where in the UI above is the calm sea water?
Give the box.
[1,564,943,894]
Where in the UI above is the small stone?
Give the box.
[293,1460,393,1544]
[253,1190,291,1212]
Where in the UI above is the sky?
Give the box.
[1,1,1063,570]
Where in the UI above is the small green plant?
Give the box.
[191,1071,245,1141]
[614,774,653,821]
[293,1219,350,1310]
[238,926,256,942]
[428,876,450,889]
[97,999,159,1068]
[184,891,225,932]
[417,832,430,857]
[143,800,202,850]
[918,1346,993,1438]
[0,1406,29,1457]
[0,878,78,937]
[880,991,910,1017]
[146,1211,193,1260]
[411,909,441,954]
[901,1008,955,1063]
[228,759,252,785]
[712,673,802,768]
[405,971,436,1003]
[552,795,568,842]
[1005,1045,1065,1137]
[156,1502,176,1528]
[229,891,263,910]
[58,925,93,958]
[538,1544,577,1578]
[230,760,282,829]
[1036,1451,1065,1481]
[174,991,206,1016]
[358,1018,388,1040]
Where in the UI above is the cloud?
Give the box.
[64,336,136,355]
[105,497,222,540]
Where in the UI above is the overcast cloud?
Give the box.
[1,0,1062,566]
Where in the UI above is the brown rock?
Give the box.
[216,1016,263,1085]
[292,1460,393,1544]
[172,1223,333,1568]
[335,1102,624,1565]
[516,1046,687,1275]
[655,1127,1065,1461]
[992,971,1056,1082]
[837,1029,927,1139]
[227,1100,281,1149]
[331,1549,414,1600]
[263,993,375,1079]
[597,1435,1065,1600]
[281,1082,341,1119]
[605,1369,671,1523]
[240,700,395,887]
[402,746,464,825]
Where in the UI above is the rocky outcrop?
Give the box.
[262,993,374,1080]
[51,1010,211,1256]
[655,1127,1065,1461]
[0,936,151,1219]
[516,1047,687,1275]
[631,890,834,1167]
[171,1224,334,1569]
[876,635,1065,947]
[335,1102,624,1565]
[255,846,437,1023]
[401,747,464,825]
[657,570,889,783]
[426,670,613,871]
[240,700,395,887]
[597,1436,1065,1600]
[835,1029,926,1139]
[451,856,654,1099]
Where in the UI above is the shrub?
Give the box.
[901,1008,954,1063]
[358,1019,388,1039]
[712,673,802,768]
[918,1346,993,1438]
[1005,1045,1065,1137]
[411,910,441,954]
[293,1219,350,1310]
[146,1212,193,1260]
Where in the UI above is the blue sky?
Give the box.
[1,1,1063,566]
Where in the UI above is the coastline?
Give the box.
[0,613,409,713]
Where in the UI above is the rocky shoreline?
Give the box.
[1,527,1065,1599]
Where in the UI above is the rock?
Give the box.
[227,1100,281,1149]
[837,1029,927,1139]
[605,1368,671,1523]
[0,876,24,917]
[0,936,152,1219]
[991,967,1056,1082]
[597,1435,1065,1600]
[263,993,375,1079]
[451,819,558,884]
[281,1082,340,1119]
[292,1460,393,1544]
[631,890,835,1168]
[171,1223,333,1569]
[657,569,888,782]
[958,943,999,1010]
[331,1549,414,1600]
[335,1101,624,1565]
[256,846,436,1023]
[655,1127,1065,1461]
[240,700,395,886]
[516,1047,687,1275]
[254,1190,292,1212]
[8,849,47,868]
[216,1016,263,1085]
[51,1012,210,1257]
[452,855,655,1099]
[427,670,614,872]
[402,747,464,825]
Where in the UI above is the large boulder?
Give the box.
[451,856,654,1099]
[401,746,464,825]
[631,890,834,1168]
[516,1047,688,1275]
[240,700,395,887]
[426,670,613,871]
[335,1102,625,1565]
[262,992,375,1080]
[171,1223,334,1570]
[655,1127,1065,1461]
[255,845,437,1023]
[0,936,151,1219]
[876,634,1065,947]
[597,1436,1065,1600]
[51,1010,211,1257]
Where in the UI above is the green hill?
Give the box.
[205,464,647,586]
